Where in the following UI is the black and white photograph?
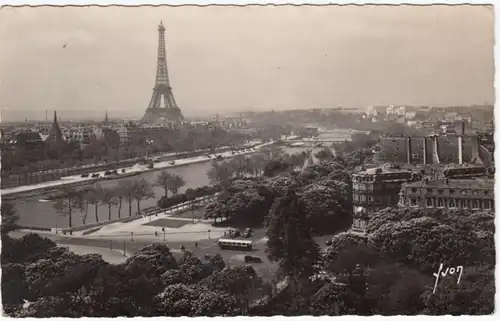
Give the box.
[0,3,495,317]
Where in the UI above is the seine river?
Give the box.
[14,131,352,229]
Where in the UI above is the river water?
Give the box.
[14,131,351,229]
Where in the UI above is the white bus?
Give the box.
[218,238,253,251]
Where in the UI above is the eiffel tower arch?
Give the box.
[142,21,184,124]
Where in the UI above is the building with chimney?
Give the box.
[351,163,421,232]
[399,178,494,211]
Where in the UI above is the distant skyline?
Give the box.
[0,5,494,122]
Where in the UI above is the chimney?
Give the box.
[422,137,428,164]
[432,135,440,164]
[457,135,463,164]
[406,137,412,164]
[470,134,480,164]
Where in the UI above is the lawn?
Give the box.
[144,219,191,228]
[169,207,205,220]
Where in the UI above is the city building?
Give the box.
[399,178,494,211]
[351,164,420,232]
[64,128,95,145]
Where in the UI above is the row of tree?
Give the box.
[203,148,352,233]
[1,124,248,176]
[51,178,156,230]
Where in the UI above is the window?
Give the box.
[472,191,478,196]
[427,188,433,193]
[437,199,444,208]
[460,190,467,195]
[449,189,455,194]
[411,188,417,193]
[460,200,467,208]
[472,200,479,209]
[484,190,489,195]
[426,198,433,207]
[484,200,491,210]
[410,198,417,207]
[449,199,456,208]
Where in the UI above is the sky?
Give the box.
[0,5,494,121]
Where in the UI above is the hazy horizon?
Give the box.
[0,5,494,122]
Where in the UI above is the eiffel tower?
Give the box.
[141,21,184,124]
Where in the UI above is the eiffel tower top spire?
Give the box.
[104,110,109,123]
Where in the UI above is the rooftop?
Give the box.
[356,163,413,175]
[403,178,494,189]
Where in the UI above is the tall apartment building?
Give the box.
[351,164,420,232]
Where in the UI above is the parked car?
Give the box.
[243,228,252,238]
[244,255,262,263]
[227,229,240,238]
[81,173,89,178]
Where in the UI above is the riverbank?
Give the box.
[1,141,274,200]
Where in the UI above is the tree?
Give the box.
[102,188,118,221]
[177,251,213,284]
[365,262,429,315]
[154,171,184,197]
[314,147,335,162]
[420,264,494,315]
[155,171,173,197]
[266,188,320,286]
[248,153,269,176]
[300,183,351,235]
[154,284,199,316]
[125,244,178,278]
[114,183,125,218]
[86,184,104,223]
[80,187,91,225]
[185,188,198,223]
[1,233,57,264]
[52,186,84,232]
[203,264,265,313]
[367,208,493,273]
[1,201,19,235]
[206,160,235,191]
[133,179,155,215]
[168,173,186,196]
[262,159,292,177]
[309,283,364,315]
[229,155,247,177]
[118,179,137,217]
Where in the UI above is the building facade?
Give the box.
[351,164,420,232]
[399,178,494,211]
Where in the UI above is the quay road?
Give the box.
[10,131,352,231]
[0,142,263,189]
[1,142,268,199]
